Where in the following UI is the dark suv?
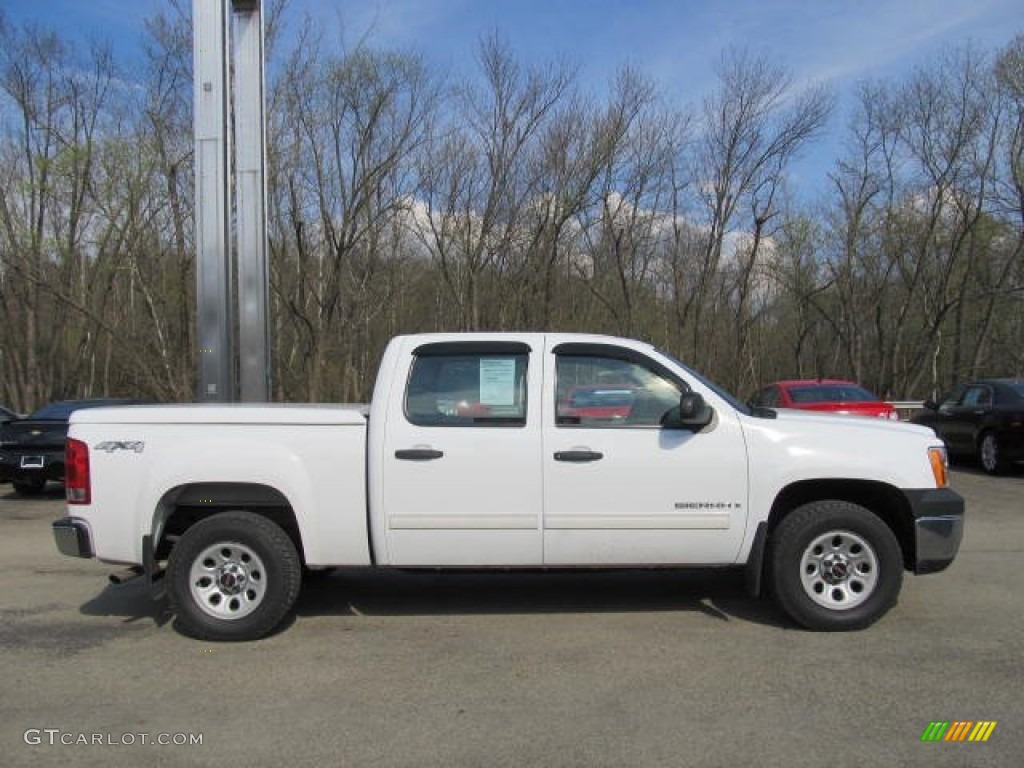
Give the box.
[912,379,1024,475]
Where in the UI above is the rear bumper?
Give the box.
[52,517,94,559]
[902,488,965,574]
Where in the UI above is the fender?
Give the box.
[132,429,369,567]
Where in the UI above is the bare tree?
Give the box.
[270,31,436,399]
[684,49,832,384]
[414,33,575,332]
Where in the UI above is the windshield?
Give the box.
[655,349,749,414]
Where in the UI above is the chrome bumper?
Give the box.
[903,488,965,574]
[52,517,94,559]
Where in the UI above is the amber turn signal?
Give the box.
[928,447,948,488]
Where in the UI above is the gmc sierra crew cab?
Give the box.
[52,333,964,641]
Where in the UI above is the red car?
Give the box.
[558,385,637,421]
[748,380,899,420]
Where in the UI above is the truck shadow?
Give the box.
[79,579,172,628]
[294,568,790,629]
[76,568,791,635]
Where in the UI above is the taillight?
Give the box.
[66,438,91,504]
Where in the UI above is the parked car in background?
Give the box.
[0,399,148,494]
[912,379,1024,475]
[558,385,638,422]
[747,380,899,420]
[0,405,19,484]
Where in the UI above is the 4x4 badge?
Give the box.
[94,441,145,454]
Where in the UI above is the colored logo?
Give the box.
[921,721,997,742]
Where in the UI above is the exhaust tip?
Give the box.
[108,566,145,585]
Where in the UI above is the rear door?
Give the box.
[949,384,994,448]
[380,339,544,566]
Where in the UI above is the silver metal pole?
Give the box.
[193,0,234,401]
[234,1,271,401]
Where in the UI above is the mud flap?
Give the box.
[744,522,768,597]
[143,534,166,600]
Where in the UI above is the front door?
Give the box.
[542,341,748,565]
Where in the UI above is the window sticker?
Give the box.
[479,358,516,406]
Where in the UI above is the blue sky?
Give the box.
[4,0,1022,198]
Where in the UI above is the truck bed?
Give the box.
[71,403,369,426]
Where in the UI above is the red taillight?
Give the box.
[66,438,91,504]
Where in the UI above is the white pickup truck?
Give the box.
[52,333,963,641]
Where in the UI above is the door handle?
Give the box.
[554,450,604,462]
[395,448,444,461]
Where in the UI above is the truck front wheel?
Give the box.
[167,511,301,641]
[770,501,903,631]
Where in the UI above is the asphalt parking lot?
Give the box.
[1,467,1022,767]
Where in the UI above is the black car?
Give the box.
[0,406,19,484]
[0,398,147,494]
[912,379,1024,475]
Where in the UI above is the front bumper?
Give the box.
[902,488,964,574]
[53,517,94,558]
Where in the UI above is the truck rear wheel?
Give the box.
[770,501,903,631]
[167,511,301,641]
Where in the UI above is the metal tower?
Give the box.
[193,0,270,402]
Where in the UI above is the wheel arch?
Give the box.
[151,482,305,564]
[765,479,915,571]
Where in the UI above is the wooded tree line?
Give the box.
[1,4,1021,411]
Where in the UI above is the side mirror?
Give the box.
[665,392,713,430]
[922,399,937,411]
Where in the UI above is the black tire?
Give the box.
[977,431,1007,475]
[13,478,46,495]
[167,511,301,641]
[770,500,903,631]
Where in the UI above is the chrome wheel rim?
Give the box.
[980,435,998,472]
[799,529,879,610]
[189,542,267,620]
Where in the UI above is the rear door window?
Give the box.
[405,347,529,427]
